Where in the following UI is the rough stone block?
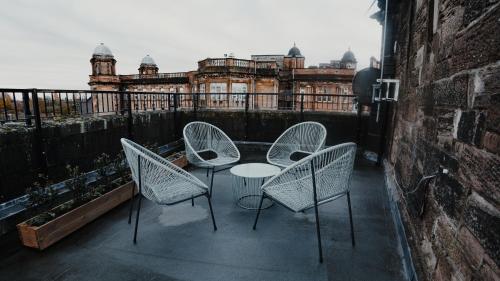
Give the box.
[488,93,500,133]
[458,226,485,269]
[432,73,468,108]
[456,110,476,143]
[483,131,500,154]
[452,5,500,73]
[463,193,500,266]
[455,142,500,206]
[434,174,467,221]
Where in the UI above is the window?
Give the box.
[199,84,206,100]
[232,83,247,102]
[210,83,227,101]
[316,87,331,102]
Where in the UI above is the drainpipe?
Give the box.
[377,0,390,166]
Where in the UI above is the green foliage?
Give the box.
[112,150,129,184]
[94,153,111,186]
[25,152,132,227]
[24,174,56,226]
[65,165,87,205]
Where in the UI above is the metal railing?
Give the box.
[0,88,368,204]
[0,89,367,125]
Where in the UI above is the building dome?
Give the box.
[341,48,357,63]
[140,55,156,66]
[93,43,113,57]
[287,43,302,57]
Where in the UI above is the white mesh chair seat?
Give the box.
[267,122,327,168]
[254,143,357,263]
[121,138,217,243]
[148,180,207,205]
[203,154,239,167]
[183,122,240,168]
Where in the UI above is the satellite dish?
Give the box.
[352,67,380,105]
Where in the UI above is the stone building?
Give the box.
[88,43,357,111]
[374,0,499,280]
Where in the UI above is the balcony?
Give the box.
[0,88,404,281]
[119,72,190,84]
[0,142,404,281]
[197,58,278,76]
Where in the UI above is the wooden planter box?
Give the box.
[17,181,136,250]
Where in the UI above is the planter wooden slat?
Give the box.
[17,181,136,250]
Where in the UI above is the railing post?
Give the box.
[355,98,363,145]
[22,90,32,126]
[127,91,133,140]
[173,92,178,139]
[193,92,197,120]
[244,92,250,141]
[119,91,125,115]
[300,91,305,122]
[31,88,47,175]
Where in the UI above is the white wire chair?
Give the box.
[121,138,217,244]
[267,122,327,168]
[183,121,240,196]
[254,142,357,263]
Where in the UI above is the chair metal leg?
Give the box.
[133,194,142,244]
[191,197,194,206]
[206,194,217,231]
[206,167,209,177]
[313,200,323,263]
[252,194,265,230]
[310,161,323,263]
[128,183,135,224]
[209,167,215,197]
[347,191,355,247]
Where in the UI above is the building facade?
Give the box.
[88,43,357,111]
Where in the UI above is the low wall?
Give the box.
[0,110,368,203]
[180,109,368,145]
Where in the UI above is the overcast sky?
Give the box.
[0,0,381,89]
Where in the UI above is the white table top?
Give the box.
[230,163,281,178]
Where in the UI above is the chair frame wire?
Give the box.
[253,142,357,263]
[121,138,217,244]
[183,122,241,198]
[267,121,327,168]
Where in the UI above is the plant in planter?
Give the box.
[17,155,136,250]
[110,150,131,186]
[24,174,57,227]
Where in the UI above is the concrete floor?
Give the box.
[0,155,405,281]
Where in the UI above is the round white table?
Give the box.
[230,163,281,209]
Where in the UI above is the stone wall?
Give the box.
[384,0,499,280]
[0,110,367,204]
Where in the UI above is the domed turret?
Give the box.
[341,48,357,69]
[341,48,357,63]
[92,43,114,58]
[283,43,305,70]
[140,55,156,66]
[90,43,116,76]
[287,43,303,57]
[139,54,159,75]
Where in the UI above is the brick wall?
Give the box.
[384,0,499,280]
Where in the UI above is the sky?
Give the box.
[0,0,381,89]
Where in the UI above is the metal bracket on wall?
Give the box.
[372,79,400,122]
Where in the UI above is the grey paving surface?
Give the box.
[0,157,405,281]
